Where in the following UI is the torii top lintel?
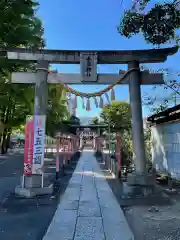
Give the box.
[6,46,178,64]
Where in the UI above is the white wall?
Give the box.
[151,122,180,180]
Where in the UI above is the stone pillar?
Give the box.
[33,61,49,115]
[128,61,146,173]
[29,60,49,186]
[93,136,96,149]
[127,61,153,186]
[15,61,53,197]
[80,136,83,149]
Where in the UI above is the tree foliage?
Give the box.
[0,1,69,153]
[142,67,180,113]
[119,131,133,167]
[57,115,81,135]
[144,126,152,164]
[0,0,45,153]
[90,116,99,125]
[69,115,81,125]
[100,101,133,166]
[46,86,69,137]
[0,0,44,48]
[118,0,180,45]
[100,101,131,132]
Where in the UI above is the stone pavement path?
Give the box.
[43,149,134,240]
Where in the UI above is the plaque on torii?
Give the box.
[80,52,97,82]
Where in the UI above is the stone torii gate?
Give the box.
[79,129,96,148]
[6,46,178,196]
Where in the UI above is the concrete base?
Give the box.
[23,175,42,188]
[164,188,178,195]
[127,172,155,186]
[15,184,53,198]
[120,182,171,206]
[121,182,154,197]
[125,172,156,198]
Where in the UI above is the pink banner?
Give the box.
[68,139,71,161]
[56,138,60,172]
[116,134,121,169]
[32,115,46,174]
[24,119,34,175]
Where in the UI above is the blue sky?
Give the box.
[37,0,180,118]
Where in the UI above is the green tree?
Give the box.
[120,131,133,166]
[46,86,69,137]
[57,115,81,136]
[142,67,180,114]
[118,0,180,46]
[0,0,44,153]
[69,115,81,125]
[100,101,131,132]
[0,0,44,48]
[144,126,152,164]
[100,101,133,166]
[90,116,99,125]
[0,82,35,153]
[68,115,81,135]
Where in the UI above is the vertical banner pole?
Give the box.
[72,138,74,154]
[22,174,25,188]
[41,173,44,188]
[68,138,71,163]
[63,138,66,166]
[59,137,62,170]
[56,137,60,179]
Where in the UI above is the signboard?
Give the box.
[24,117,34,175]
[80,52,97,82]
[32,115,46,175]
[116,134,121,169]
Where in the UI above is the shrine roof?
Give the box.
[70,125,108,128]
[147,104,180,125]
[2,46,178,64]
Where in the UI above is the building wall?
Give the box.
[151,121,180,180]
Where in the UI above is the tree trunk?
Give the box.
[6,129,12,150]
[0,99,12,154]
[1,128,7,154]
[1,129,12,154]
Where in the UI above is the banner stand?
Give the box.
[15,115,53,198]
[22,174,25,188]
[56,137,60,180]
[41,174,43,188]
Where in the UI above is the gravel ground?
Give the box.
[97,157,180,240]
[124,197,180,240]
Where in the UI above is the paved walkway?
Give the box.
[43,150,134,240]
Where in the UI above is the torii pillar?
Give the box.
[127,61,149,186]
[16,61,53,197]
